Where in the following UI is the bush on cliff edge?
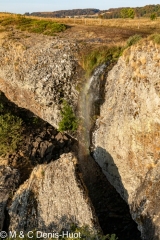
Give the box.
[149,33,160,44]
[58,100,78,132]
[82,46,122,76]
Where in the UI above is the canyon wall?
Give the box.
[0,29,160,239]
[93,39,160,239]
[0,33,82,129]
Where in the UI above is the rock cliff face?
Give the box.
[9,153,100,232]
[93,39,160,239]
[0,29,160,239]
[0,32,82,128]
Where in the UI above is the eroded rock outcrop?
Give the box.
[93,40,160,239]
[9,153,100,233]
[0,32,82,128]
[0,165,19,231]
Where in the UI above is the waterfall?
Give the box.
[77,63,142,240]
[78,64,106,153]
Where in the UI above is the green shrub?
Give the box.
[0,113,23,156]
[1,17,15,26]
[149,33,160,44]
[107,234,118,240]
[0,16,67,35]
[126,34,142,47]
[150,13,157,20]
[61,225,118,240]
[58,100,78,132]
[82,46,122,76]
[120,8,135,19]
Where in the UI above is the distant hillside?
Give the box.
[25,9,100,18]
[101,4,160,18]
[25,4,160,18]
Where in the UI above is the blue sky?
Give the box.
[0,0,160,14]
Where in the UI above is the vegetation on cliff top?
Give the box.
[126,34,142,47]
[0,15,67,35]
[82,46,123,76]
[149,33,160,44]
[82,32,153,76]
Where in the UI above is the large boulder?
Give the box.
[9,153,100,233]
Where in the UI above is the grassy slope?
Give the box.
[0,14,67,35]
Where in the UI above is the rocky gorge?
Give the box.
[0,20,160,240]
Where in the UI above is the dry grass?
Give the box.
[1,13,160,32]
[26,15,160,32]
[0,13,12,18]
[0,13,159,48]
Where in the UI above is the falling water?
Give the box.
[78,64,106,153]
[77,64,141,239]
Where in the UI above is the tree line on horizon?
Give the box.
[101,4,160,19]
[24,4,160,19]
[25,8,99,18]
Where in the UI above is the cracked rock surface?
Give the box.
[8,153,100,233]
[93,40,160,240]
[0,32,82,128]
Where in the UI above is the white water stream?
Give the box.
[78,64,106,153]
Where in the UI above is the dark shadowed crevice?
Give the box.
[75,146,141,240]
[77,64,142,239]
[0,84,142,239]
[0,92,77,184]
[3,208,10,233]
